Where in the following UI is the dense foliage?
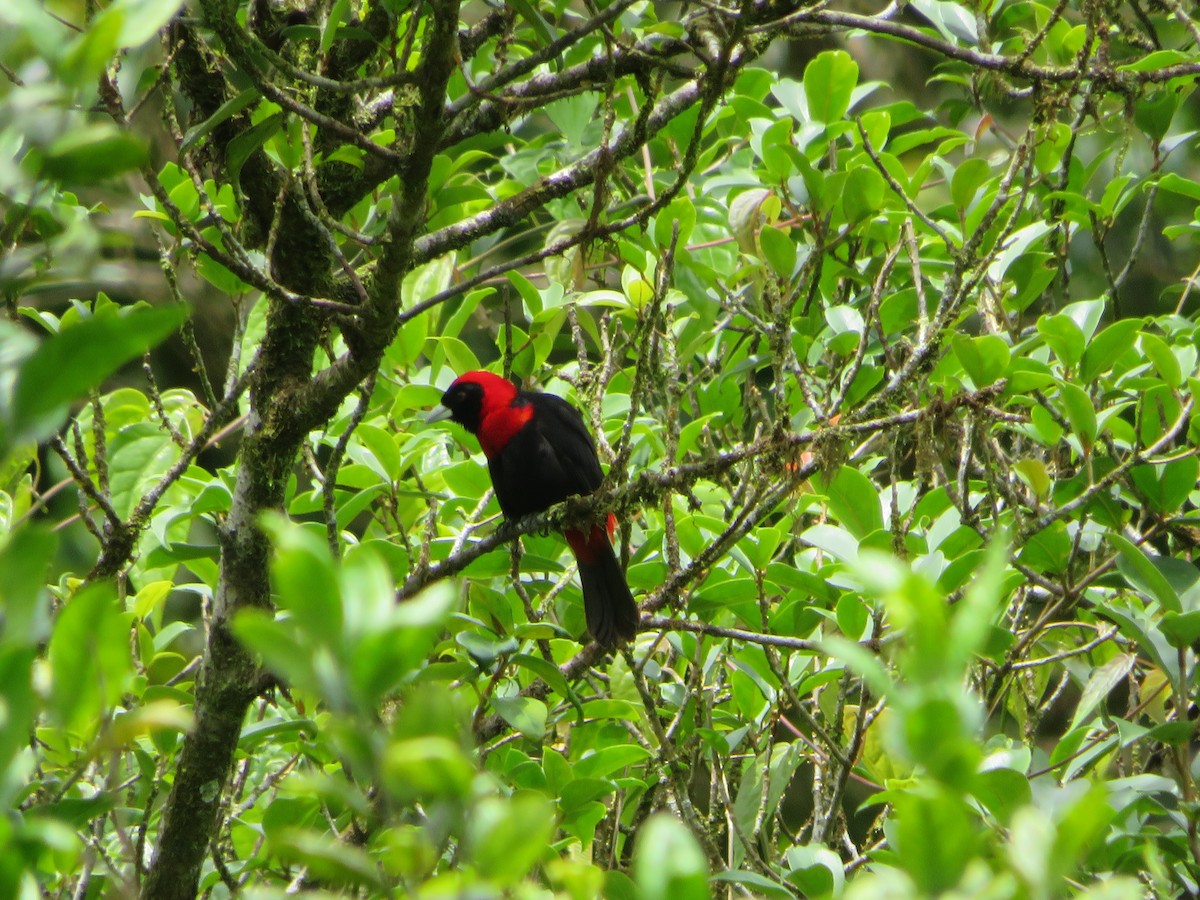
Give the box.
[2,0,1200,897]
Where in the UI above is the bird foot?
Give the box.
[509,513,553,537]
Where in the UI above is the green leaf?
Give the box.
[836,594,869,640]
[947,534,1008,672]
[1051,784,1117,878]
[1020,522,1071,575]
[354,583,457,694]
[0,535,56,782]
[713,870,793,900]
[1138,383,1181,446]
[904,700,981,791]
[440,287,490,341]
[264,517,343,642]
[559,777,617,816]
[232,611,323,696]
[262,797,320,838]
[758,225,796,278]
[320,0,350,54]
[803,51,858,124]
[1117,49,1191,72]
[353,423,401,482]
[654,197,696,249]
[973,767,1031,825]
[180,89,261,153]
[467,793,557,884]
[825,304,864,340]
[490,696,548,740]
[1138,332,1182,387]
[509,0,558,57]
[1070,653,1135,729]
[405,253,456,310]
[990,221,1052,282]
[1160,610,1200,650]
[1037,314,1085,368]
[783,843,845,897]
[384,736,475,802]
[1006,357,1055,394]
[1005,253,1057,312]
[1014,458,1052,499]
[581,698,641,721]
[394,307,434,373]
[227,113,284,191]
[62,10,123,88]
[1081,319,1142,383]
[1157,172,1200,202]
[858,109,891,149]
[195,226,252,294]
[1147,720,1194,745]
[511,653,574,702]
[428,335,481,376]
[953,334,1010,387]
[6,305,186,450]
[0,526,57,645]
[729,188,773,250]
[1056,382,1096,448]
[892,790,977,893]
[821,635,892,696]
[545,94,598,149]
[39,126,149,183]
[110,0,185,46]
[240,716,318,748]
[909,0,978,43]
[36,794,118,829]
[634,814,710,900]
[107,423,182,518]
[47,582,131,736]
[1047,725,1089,769]
[1061,298,1106,342]
[1134,88,1179,142]
[821,466,884,539]
[573,745,652,780]
[456,629,519,665]
[1131,456,1200,514]
[1099,601,1173,674]
[270,828,385,889]
[951,158,990,209]
[1111,535,1181,612]
[1098,174,1136,219]
[801,524,860,563]
[842,166,886,224]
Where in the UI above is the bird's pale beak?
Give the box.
[425,404,452,424]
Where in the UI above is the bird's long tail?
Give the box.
[564,514,639,647]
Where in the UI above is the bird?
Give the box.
[425,370,639,647]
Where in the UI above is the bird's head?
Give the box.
[425,370,518,434]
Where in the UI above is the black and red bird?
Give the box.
[426,370,638,647]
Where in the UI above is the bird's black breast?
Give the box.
[487,392,604,519]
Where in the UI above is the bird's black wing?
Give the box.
[529,393,604,492]
[488,391,604,518]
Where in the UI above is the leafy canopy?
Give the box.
[0,0,1199,897]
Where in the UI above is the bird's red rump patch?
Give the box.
[477,400,533,457]
[565,520,613,565]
